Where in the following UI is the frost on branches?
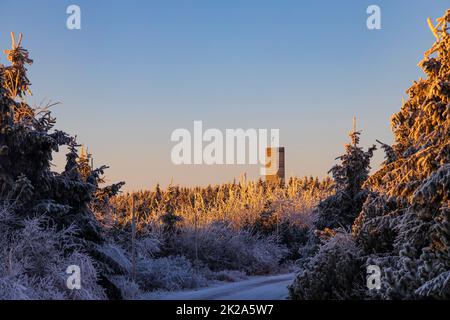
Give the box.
[356,11,450,299]
[313,128,376,231]
[291,10,450,299]
[0,33,125,299]
[290,125,375,299]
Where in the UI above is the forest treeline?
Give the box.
[108,176,333,228]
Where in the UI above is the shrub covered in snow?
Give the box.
[248,201,311,261]
[136,255,208,291]
[168,222,288,275]
[0,214,106,300]
[289,232,365,299]
[109,276,141,300]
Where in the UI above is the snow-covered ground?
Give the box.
[142,273,296,300]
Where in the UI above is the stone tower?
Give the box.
[265,147,285,185]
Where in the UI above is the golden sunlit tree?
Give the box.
[354,10,450,299]
[290,10,450,300]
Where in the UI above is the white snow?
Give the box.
[141,273,296,300]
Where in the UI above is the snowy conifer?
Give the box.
[0,33,125,299]
[354,11,450,299]
[313,122,376,230]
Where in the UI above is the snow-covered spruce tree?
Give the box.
[289,125,375,299]
[313,123,376,231]
[0,33,125,299]
[353,11,450,299]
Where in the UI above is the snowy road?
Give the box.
[146,273,296,300]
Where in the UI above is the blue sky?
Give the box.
[0,0,448,190]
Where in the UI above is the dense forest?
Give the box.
[0,10,449,299]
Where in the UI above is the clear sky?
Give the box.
[1,0,448,191]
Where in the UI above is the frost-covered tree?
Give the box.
[0,33,124,299]
[353,11,450,299]
[291,11,450,300]
[289,124,375,299]
[313,121,376,230]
